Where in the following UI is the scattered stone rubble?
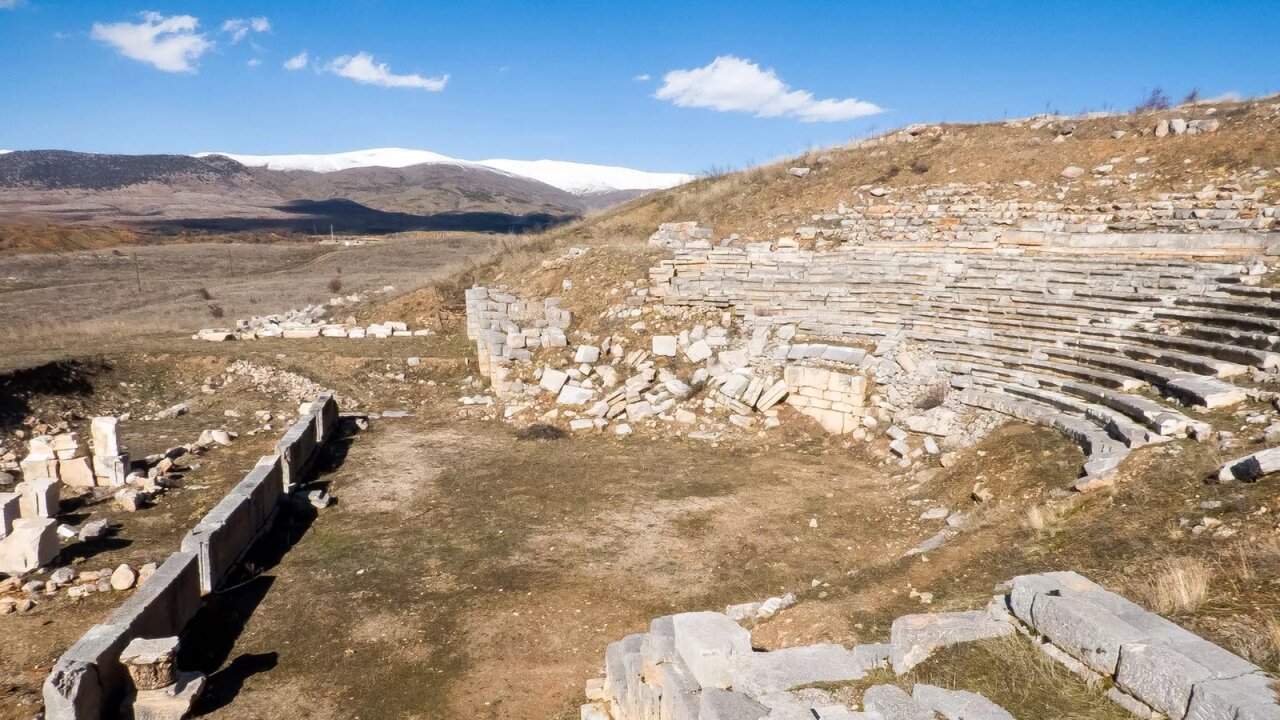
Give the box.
[195,286,432,341]
[582,571,1280,719]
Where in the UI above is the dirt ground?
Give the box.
[2,314,1279,720]
[0,233,501,372]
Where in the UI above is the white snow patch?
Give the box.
[193,147,693,194]
[478,158,692,194]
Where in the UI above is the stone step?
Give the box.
[955,388,1127,489]
[952,371,1164,448]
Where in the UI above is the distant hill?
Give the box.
[0,149,692,235]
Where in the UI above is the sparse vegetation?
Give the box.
[328,276,344,293]
[1138,556,1211,614]
[1135,86,1172,112]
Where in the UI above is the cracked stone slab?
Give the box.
[729,643,872,695]
[890,610,1014,674]
[913,684,1015,720]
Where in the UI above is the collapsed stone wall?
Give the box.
[42,393,340,720]
[581,572,1280,719]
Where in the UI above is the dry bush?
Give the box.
[206,303,225,319]
[328,276,344,293]
[913,383,947,410]
[196,287,213,300]
[1138,557,1211,614]
[1135,87,1172,112]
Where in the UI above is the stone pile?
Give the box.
[581,572,1280,719]
[465,286,571,394]
[649,222,715,250]
[1,417,135,576]
[197,319,432,341]
[1154,117,1221,137]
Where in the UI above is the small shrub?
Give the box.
[1140,557,1210,614]
[515,423,567,441]
[914,383,947,410]
[206,303,225,319]
[196,287,212,300]
[1182,88,1200,106]
[1135,87,1172,112]
[328,276,344,293]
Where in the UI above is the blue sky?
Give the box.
[1,0,1278,174]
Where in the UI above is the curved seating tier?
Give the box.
[654,246,1275,486]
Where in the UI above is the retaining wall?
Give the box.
[43,391,339,720]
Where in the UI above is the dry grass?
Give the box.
[827,635,1130,720]
[1137,556,1212,614]
[0,234,501,371]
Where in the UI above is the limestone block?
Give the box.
[106,551,200,639]
[889,611,1013,674]
[729,644,872,695]
[0,517,59,574]
[862,685,935,720]
[557,385,594,406]
[603,634,643,717]
[93,454,130,487]
[574,345,601,363]
[540,368,569,393]
[672,611,752,690]
[0,492,19,538]
[91,417,121,456]
[653,336,678,356]
[129,671,205,720]
[52,433,85,460]
[17,478,59,518]
[699,688,769,720]
[1183,672,1280,720]
[685,340,713,363]
[912,684,1014,720]
[658,660,701,720]
[59,457,96,488]
[1217,446,1280,481]
[20,456,59,482]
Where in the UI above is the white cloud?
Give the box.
[284,51,309,71]
[222,16,270,44]
[325,52,448,91]
[247,58,262,67]
[0,0,27,9]
[655,55,882,123]
[633,73,651,82]
[90,12,214,73]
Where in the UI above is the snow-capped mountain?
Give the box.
[194,147,693,196]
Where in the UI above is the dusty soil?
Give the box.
[0,233,501,373]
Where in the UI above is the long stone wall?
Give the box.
[42,392,340,720]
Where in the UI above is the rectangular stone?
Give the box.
[180,493,255,594]
[0,492,18,538]
[90,417,121,456]
[92,454,129,487]
[58,457,95,488]
[106,551,200,639]
[17,477,59,518]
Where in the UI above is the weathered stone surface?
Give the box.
[652,336,678,357]
[862,684,935,720]
[672,611,752,690]
[699,688,770,720]
[912,684,1015,720]
[120,636,178,691]
[0,517,59,574]
[890,610,1013,674]
[729,644,871,695]
[128,671,205,720]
